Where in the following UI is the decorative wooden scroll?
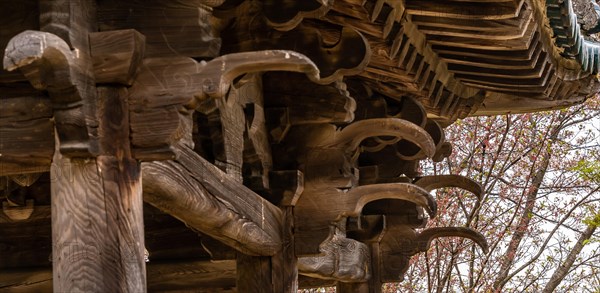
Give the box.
[223,9,372,84]
[414,174,484,199]
[262,0,332,31]
[348,92,453,181]
[286,117,437,255]
[375,222,489,284]
[4,30,95,157]
[298,226,371,282]
[127,50,320,160]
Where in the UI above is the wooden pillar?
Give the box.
[51,87,146,292]
[337,282,370,293]
[236,207,298,292]
[281,206,299,292]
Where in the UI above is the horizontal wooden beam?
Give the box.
[0,260,346,291]
[0,260,237,293]
[0,96,54,176]
[142,145,283,256]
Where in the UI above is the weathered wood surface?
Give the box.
[1,0,597,291]
[0,94,54,176]
[278,117,437,254]
[51,86,146,292]
[0,0,37,83]
[97,0,221,58]
[298,226,371,282]
[51,156,146,292]
[263,72,356,126]
[142,145,283,256]
[128,50,320,160]
[0,260,236,293]
[90,29,146,85]
[222,3,371,84]
[147,260,236,292]
[236,254,280,292]
[3,30,96,157]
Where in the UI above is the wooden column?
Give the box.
[51,87,146,292]
[281,206,299,292]
[337,282,370,293]
[235,211,297,293]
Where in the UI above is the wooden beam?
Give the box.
[142,145,283,256]
[147,260,236,292]
[0,260,237,292]
[0,95,54,176]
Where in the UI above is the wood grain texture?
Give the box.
[0,260,236,293]
[3,30,95,157]
[51,86,146,292]
[142,145,283,256]
[298,226,370,282]
[236,254,276,292]
[90,29,146,85]
[51,154,145,292]
[39,0,99,156]
[0,95,54,176]
[97,0,221,58]
[128,50,319,160]
[263,72,356,126]
[147,260,237,292]
[222,5,371,84]
[0,0,37,83]
[337,281,370,293]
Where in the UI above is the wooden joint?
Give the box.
[3,30,95,157]
[90,29,146,85]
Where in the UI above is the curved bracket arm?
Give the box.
[263,0,332,31]
[415,227,489,254]
[4,30,80,100]
[330,118,436,160]
[4,30,93,156]
[346,183,437,218]
[413,175,484,200]
[196,50,320,101]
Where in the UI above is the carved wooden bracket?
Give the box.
[194,50,320,100]
[376,220,489,283]
[3,30,95,157]
[262,0,332,31]
[414,174,484,199]
[298,227,370,282]
[128,50,321,160]
[225,20,371,84]
[345,183,437,220]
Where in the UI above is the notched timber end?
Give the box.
[90,29,146,85]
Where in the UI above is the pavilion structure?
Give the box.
[0,0,598,292]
